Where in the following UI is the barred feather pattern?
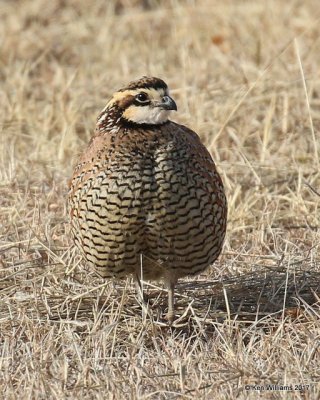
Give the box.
[69,121,227,285]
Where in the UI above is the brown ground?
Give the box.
[1,0,319,398]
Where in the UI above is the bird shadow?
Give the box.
[141,266,320,332]
[30,264,319,338]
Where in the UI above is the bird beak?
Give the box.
[156,95,177,111]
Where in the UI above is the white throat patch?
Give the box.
[123,105,170,125]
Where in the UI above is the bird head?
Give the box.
[97,77,177,129]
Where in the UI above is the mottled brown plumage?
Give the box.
[68,77,227,323]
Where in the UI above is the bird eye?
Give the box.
[135,92,149,103]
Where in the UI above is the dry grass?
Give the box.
[1,0,320,398]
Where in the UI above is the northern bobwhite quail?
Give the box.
[68,77,227,323]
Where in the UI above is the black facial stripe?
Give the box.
[120,117,170,129]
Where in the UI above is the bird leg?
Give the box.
[167,279,176,325]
